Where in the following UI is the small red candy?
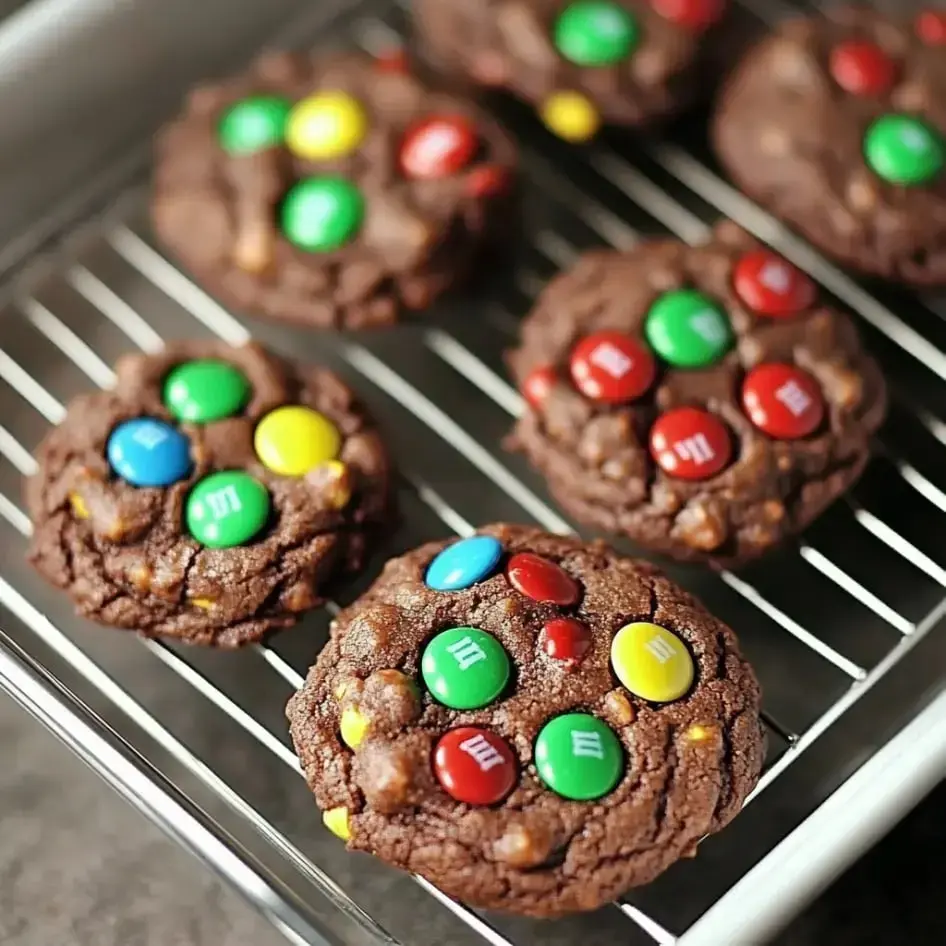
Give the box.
[434,727,517,806]
[650,0,726,30]
[829,41,897,97]
[916,11,946,45]
[541,618,592,668]
[375,48,410,73]
[742,364,825,440]
[466,164,511,198]
[649,407,732,480]
[733,250,816,318]
[399,116,479,180]
[569,331,656,405]
[522,365,558,409]
[507,553,580,606]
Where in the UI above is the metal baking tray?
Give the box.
[1,1,945,944]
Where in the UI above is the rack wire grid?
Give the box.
[1,0,946,944]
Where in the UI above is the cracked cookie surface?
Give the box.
[26,340,391,647]
[507,223,887,565]
[287,524,764,917]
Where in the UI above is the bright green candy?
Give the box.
[864,114,944,186]
[535,713,623,801]
[645,289,733,368]
[186,471,270,549]
[218,96,292,155]
[554,1,638,66]
[163,360,250,424]
[281,177,365,252]
[421,627,511,710]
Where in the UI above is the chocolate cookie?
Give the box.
[287,524,764,916]
[26,341,391,647]
[713,7,946,286]
[414,0,729,142]
[507,223,887,565]
[152,51,517,329]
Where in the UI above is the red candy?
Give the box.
[522,365,558,409]
[733,250,816,318]
[375,48,410,73]
[507,553,580,606]
[569,331,656,405]
[829,41,896,97]
[650,0,726,30]
[399,116,479,179]
[434,727,517,806]
[541,618,592,668]
[742,364,824,440]
[466,164,511,198]
[649,407,732,480]
[916,11,946,45]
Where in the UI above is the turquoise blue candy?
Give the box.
[426,535,503,591]
[107,418,192,488]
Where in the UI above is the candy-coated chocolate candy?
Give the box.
[107,418,191,488]
[69,493,90,520]
[649,407,731,480]
[829,41,896,97]
[281,177,365,252]
[742,363,825,440]
[733,250,816,318]
[254,405,341,477]
[323,807,351,840]
[163,359,250,424]
[916,10,946,44]
[422,627,511,710]
[466,164,511,198]
[434,727,517,806]
[864,115,944,186]
[541,617,592,668]
[522,365,558,409]
[399,116,479,179]
[534,713,623,800]
[540,91,601,142]
[340,705,369,749]
[506,553,580,606]
[218,96,291,155]
[186,471,271,548]
[651,0,726,30]
[569,331,656,404]
[286,92,368,161]
[645,289,733,368]
[554,2,638,66]
[426,535,504,591]
[610,622,694,702]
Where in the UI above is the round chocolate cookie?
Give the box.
[152,51,517,329]
[507,223,887,565]
[414,0,729,142]
[713,7,946,286]
[287,524,764,916]
[26,341,391,647]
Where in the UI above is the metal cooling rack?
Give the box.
[1,0,945,944]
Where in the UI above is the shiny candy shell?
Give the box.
[535,713,623,800]
[425,535,504,591]
[733,250,816,318]
[522,365,558,409]
[917,11,946,44]
[399,116,479,179]
[829,41,896,97]
[422,627,511,710]
[651,0,726,30]
[186,471,271,548]
[254,405,341,477]
[107,418,192,488]
[218,95,291,155]
[540,91,601,143]
[610,622,694,702]
[649,407,731,480]
[864,114,945,187]
[742,363,825,440]
[506,553,580,606]
[569,331,656,404]
[434,727,517,806]
[285,92,368,161]
[645,289,733,368]
[163,359,250,424]
[541,618,592,667]
[281,177,365,252]
[553,2,638,66]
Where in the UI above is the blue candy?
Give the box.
[426,535,503,592]
[107,418,192,488]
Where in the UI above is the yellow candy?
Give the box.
[254,405,341,477]
[322,806,351,841]
[190,597,215,611]
[686,723,715,743]
[69,492,90,520]
[540,91,600,143]
[286,92,368,161]
[610,622,694,703]
[340,705,369,749]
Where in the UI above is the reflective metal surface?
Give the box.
[1,1,945,944]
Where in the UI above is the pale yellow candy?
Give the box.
[69,492,90,519]
[254,405,341,477]
[540,91,600,143]
[610,622,694,703]
[686,723,715,743]
[322,806,351,841]
[190,597,215,611]
[340,705,369,749]
[286,92,368,161]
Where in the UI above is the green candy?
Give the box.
[864,114,944,187]
[421,627,511,710]
[186,471,270,549]
[163,360,250,424]
[281,177,365,252]
[535,713,623,801]
[554,1,638,67]
[645,289,733,368]
[218,96,292,155]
